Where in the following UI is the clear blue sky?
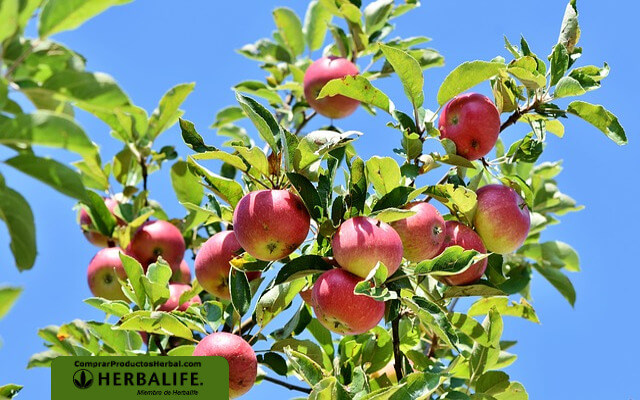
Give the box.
[0,1,637,398]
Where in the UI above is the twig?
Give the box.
[233,318,257,336]
[294,111,317,135]
[152,335,168,356]
[261,376,311,394]
[499,101,539,133]
[4,40,38,79]
[391,317,404,381]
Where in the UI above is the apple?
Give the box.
[126,220,185,272]
[79,197,121,247]
[303,56,360,119]
[232,190,310,261]
[474,184,530,254]
[437,221,488,286]
[390,202,446,262]
[331,216,403,278]
[172,260,192,284]
[158,283,201,312]
[193,332,257,398]
[311,268,385,335]
[438,93,501,160]
[196,231,261,300]
[87,247,129,301]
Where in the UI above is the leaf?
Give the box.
[364,0,393,34]
[304,1,332,51]
[287,172,323,221]
[567,101,627,145]
[179,118,216,153]
[4,154,87,201]
[549,44,569,87]
[141,260,172,308]
[365,156,401,196]
[256,279,307,328]
[443,283,506,299]
[317,75,394,114]
[258,351,289,376]
[274,255,333,284]
[272,339,325,366]
[0,185,36,271]
[519,241,579,271]
[294,130,361,171]
[83,298,130,318]
[273,7,305,56]
[309,377,351,400]
[0,286,22,319]
[437,61,506,105]
[43,71,131,109]
[38,0,132,37]
[211,106,245,128]
[373,208,416,223]
[229,269,251,317]
[118,310,193,340]
[403,295,459,349]
[507,57,546,89]
[119,253,146,308]
[476,371,510,395]
[532,263,576,306]
[236,92,280,150]
[171,160,204,206]
[234,146,269,176]
[557,0,580,53]
[84,191,116,236]
[187,158,244,207]
[414,246,483,277]
[493,382,528,400]
[0,383,22,399]
[0,0,18,43]
[468,297,539,323]
[167,345,196,356]
[148,82,195,139]
[0,111,98,161]
[284,347,325,386]
[449,312,491,347]
[379,44,424,108]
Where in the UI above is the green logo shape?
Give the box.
[52,356,229,399]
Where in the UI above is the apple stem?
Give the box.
[261,375,311,394]
[391,317,404,381]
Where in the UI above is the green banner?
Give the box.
[51,356,228,399]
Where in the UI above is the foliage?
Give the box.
[0,0,625,399]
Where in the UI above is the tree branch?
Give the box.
[233,318,257,336]
[294,111,317,135]
[499,101,539,133]
[152,335,168,356]
[262,375,311,394]
[391,317,404,381]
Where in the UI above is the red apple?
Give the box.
[331,216,403,278]
[303,56,360,119]
[193,332,257,398]
[437,221,488,286]
[172,260,192,284]
[195,231,262,300]
[439,93,501,160]
[311,268,385,335]
[158,283,201,312]
[390,202,446,262]
[87,247,129,301]
[474,184,530,254]
[232,190,310,261]
[126,220,185,272]
[79,197,121,247]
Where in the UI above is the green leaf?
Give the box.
[507,57,546,89]
[274,255,332,284]
[414,246,483,277]
[519,241,579,271]
[423,184,477,224]
[234,146,269,176]
[532,263,576,306]
[493,382,528,400]
[294,130,361,172]
[284,347,325,386]
[171,160,204,207]
[567,101,627,145]
[236,92,280,150]
[141,260,172,309]
[554,76,585,98]
[468,297,539,323]
[0,286,21,319]
[84,191,116,236]
[148,82,195,139]
[187,158,244,207]
[348,157,367,216]
[403,295,459,349]
[304,0,332,51]
[179,118,216,153]
[42,71,131,110]
[317,75,394,114]
[0,0,19,43]
[167,345,196,356]
[38,0,132,37]
[117,310,193,340]
[211,106,245,128]
[443,283,506,299]
[0,383,23,399]
[470,308,503,380]
[83,298,130,318]
[549,44,569,87]
[437,61,506,106]
[229,269,251,317]
[273,7,305,56]
[379,44,424,108]
[119,253,146,308]
[0,111,98,161]
[557,0,580,53]
[287,172,323,221]
[256,279,307,328]
[4,154,87,201]
[364,0,393,34]
[449,312,491,347]
[258,352,289,376]
[309,377,352,400]
[0,185,35,271]
[272,338,325,366]
[373,208,416,223]
[365,156,401,196]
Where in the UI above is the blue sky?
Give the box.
[0,0,638,398]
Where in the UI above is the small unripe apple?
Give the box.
[437,221,488,286]
[79,197,121,247]
[439,93,501,160]
[193,332,257,398]
[158,283,201,312]
[303,56,360,119]
[232,190,310,261]
[87,247,128,301]
[331,216,403,278]
[474,184,530,254]
[171,260,192,284]
[195,231,261,300]
[311,268,385,335]
[126,220,185,272]
[390,202,446,262]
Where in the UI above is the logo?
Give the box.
[72,369,94,389]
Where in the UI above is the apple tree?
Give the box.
[0,0,627,398]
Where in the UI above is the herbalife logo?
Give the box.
[72,369,94,389]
